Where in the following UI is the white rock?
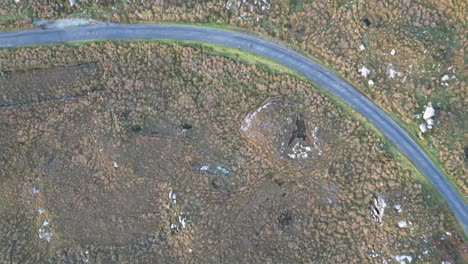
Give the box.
[419,123,428,133]
[359,66,371,78]
[15,0,20,3]
[398,220,408,228]
[113,161,118,168]
[69,0,77,7]
[371,195,387,222]
[394,255,412,263]
[179,215,186,228]
[426,118,435,126]
[38,208,45,215]
[368,80,375,86]
[359,44,365,51]
[29,186,40,194]
[423,103,435,120]
[390,49,396,56]
[394,204,402,213]
[441,75,450,81]
[388,68,402,78]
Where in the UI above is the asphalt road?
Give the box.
[0,24,466,233]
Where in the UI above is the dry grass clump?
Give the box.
[0,41,466,263]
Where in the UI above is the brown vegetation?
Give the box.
[0,41,466,262]
[1,0,465,195]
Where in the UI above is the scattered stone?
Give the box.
[38,208,45,215]
[368,80,374,86]
[169,190,177,204]
[371,195,387,222]
[390,49,396,56]
[113,161,119,169]
[426,118,435,126]
[29,186,40,194]
[178,215,186,228]
[359,44,365,51]
[241,99,276,132]
[359,66,371,78]
[398,220,408,228]
[441,75,450,81]
[199,164,230,175]
[388,66,403,78]
[423,103,435,120]
[394,254,413,263]
[419,123,428,133]
[394,204,402,213]
[38,221,53,243]
[288,142,312,159]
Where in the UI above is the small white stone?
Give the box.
[359,66,371,78]
[423,103,435,120]
[368,80,375,86]
[398,220,408,228]
[441,75,450,81]
[390,49,396,56]
[359,44,365,51]
[113,161,118,168]
[419,123,428,133]
[426,118,435,126]
[394,204,402,213]
[394,255,412,263]
[38,208,45,215]
[43,219,49,226]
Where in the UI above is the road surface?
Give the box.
[0,24,466,233]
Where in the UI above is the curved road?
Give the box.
[0,24,466,233]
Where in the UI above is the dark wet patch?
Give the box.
[363,18,371,27]
[278,210,293,228]
[182,123,193,130]
[0,63,101,106]
[288,115,307,146]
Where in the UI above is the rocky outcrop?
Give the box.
[371,195,387,222]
